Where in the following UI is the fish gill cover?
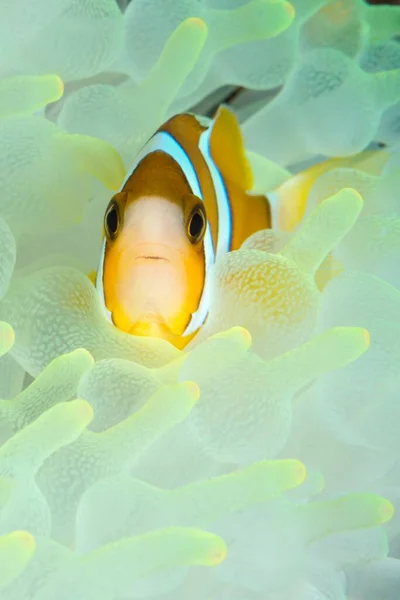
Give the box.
[0,0,399,598]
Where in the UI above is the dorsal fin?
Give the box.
[208,105,253,191]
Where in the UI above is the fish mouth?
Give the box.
[130,242,182,265]
[135,255,169,262]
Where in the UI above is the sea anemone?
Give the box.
[0,0,399,598]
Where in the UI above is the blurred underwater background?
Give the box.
[0,0,399,598]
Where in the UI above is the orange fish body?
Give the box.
[95,106,271,349]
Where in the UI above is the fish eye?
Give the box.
[187,204,206,243]
[104,199,120,240]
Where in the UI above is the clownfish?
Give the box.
[94,106,272,349]
[93,105,387,350]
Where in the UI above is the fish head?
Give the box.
[99,152,207,348]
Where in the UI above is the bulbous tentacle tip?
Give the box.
[361,328,371,348]
[201,535,228,566]
[185,17,208,33]
[329,187,364,211]
[293,460,307,485]
[66,347,95,366]
[210,326,253,349]
[181,380,201,402]
[379,498,395,524]
[284,1,295,19]
[0,321,15,355]
[5,531,36,552]
[55,75,64,96]
[67,399,94,426]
